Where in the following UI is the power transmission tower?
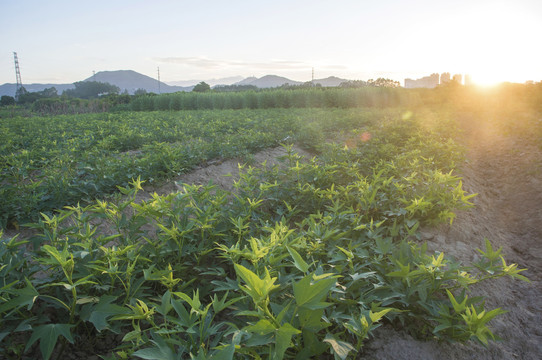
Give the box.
[13,52,26,100]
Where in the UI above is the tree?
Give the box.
[339,80,369,88]
[192,81,211,92]
[17,87,59,104]
[134,88,148,96]
[367,78,401,88]
[40,87,58,98]
[63,81,120,99]
[0,95,16,106]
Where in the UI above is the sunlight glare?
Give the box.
[451,3,540,86]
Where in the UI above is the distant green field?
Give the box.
[0,108,400,227]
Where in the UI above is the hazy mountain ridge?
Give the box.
[0,71,351,97]
[232,75,349,88]
[83,70,192,94]
[167,76,245,87]
[0,70,193,97]
[231,77,257,86]
[313,76,348,87]
[234,75,302,88]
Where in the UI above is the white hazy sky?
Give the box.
[1,0,541,85]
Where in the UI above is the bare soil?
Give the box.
[135,145,315,200]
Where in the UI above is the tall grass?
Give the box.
[131,87,425,111]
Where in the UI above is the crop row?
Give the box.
[1,108,375,228]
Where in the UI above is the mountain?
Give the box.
[234,75,302,88]
[230,75,348,89]
[84,70,192,94]
[313,76,348,87]
[167,76,245,87]
[0,71,353,98]
[0,70,192,97]
[234,76,258,86]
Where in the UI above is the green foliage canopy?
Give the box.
[63,81,120,99]
[192,81,211,92]
[0,95,16,106]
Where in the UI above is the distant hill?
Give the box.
[234,75,302,88]
[313,76,348,87]
[85,70,192,94]
[234,77,258,86]
[231,75,348,89]
[167,76,244,87]
[0,70,193,97]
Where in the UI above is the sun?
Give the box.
[470,69,509,87]
[447,3,541,86]
[469,65,534,86]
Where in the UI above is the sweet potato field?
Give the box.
[0,90,538,359]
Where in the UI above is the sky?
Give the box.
[1,0,541,86]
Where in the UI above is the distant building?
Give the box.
[404,73,440,88]
[452,74,463,84]
[440,72,451,84]
[404,72,469,88]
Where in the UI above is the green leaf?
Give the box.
[133,344,176,360]
[433,323,451,334]
[211,292,243,314]
[244,319,276,335]
[41,245,69,267]
[323,333,356,360]
[234,264,278,303]
[477,307,508,326]
[173,289,203,313]
[293,273,338,309]
[86,295,130,331]
[386,261,411,279]
[286,246,310,273]
[25,324,74,360]
[275,301,293,325]
[477,238,502,262]
[446,290,467,313]
[235,310,261,318]
[133,332,179,360]
[0,278,39,313]
[273,323,301,360]
[123,328,142,343]
[76,296,99,305]
[296,329,328,358]
[297,307,330,332]
[369,308,393,323]
[209,344,235,360]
